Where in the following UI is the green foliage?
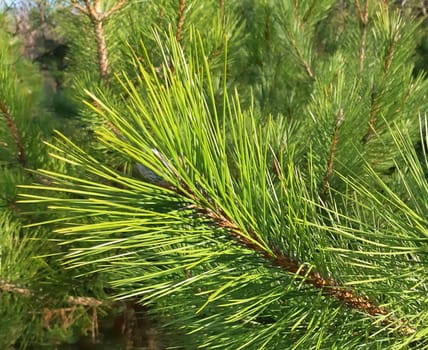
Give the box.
[2,0,428,349]
[23,17,428,350]
[0,6,108,348]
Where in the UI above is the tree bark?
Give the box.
[93,19,109,81]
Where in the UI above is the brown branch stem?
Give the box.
[70,0,88,14]
[159,0,166,26]
[0,99,26,167]
[93,19,110,81]
[0,279,102,307]
[104,0,126,19]
[362,82,379,144]
[176,0,186,42]
[321,109,344,199]
[362,12,399,144]
[383,25,399,76]
[287,29,314,79]
[355,0,369,74]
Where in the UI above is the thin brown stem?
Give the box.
[321,109,344,199]
[70,0,89,14]
[84,0,97,18]
[355,0,369,74]
[287,29,314,79]
[0,99,26,167]
[158,0,166,26]
[293,0,299,23]
[287,0,314,78]
[362,7,400,144]
[219,0,224,15]
[176,0,186,42]
[359,25,367,73]
[383,29,399,76]
[362,82,378,144]
[0,279,102,307]
[93,19,110,81]
[104,0,126,19]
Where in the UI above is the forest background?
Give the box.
[1,0,428,349]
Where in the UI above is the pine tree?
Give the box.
[0,6,108,348]
[18,1,428,349]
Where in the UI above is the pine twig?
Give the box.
[0,99,26,167]
[158,0,166,26]
[287,28,314,79]
[337,0,346,36]
[0,280,31,296]
[355,0,369,74]
[362,9,399,144]
[321,109,344,200]
[0,279,102,307]
[293,0,299,22]
[104,0,126,19]
[219,0,225,26]
[176,0,186,42]
[362,82,378,144]
[70,0,89,15]
[288,1,314,79]
[383,28,399,76]
[93,19,110,81]
[219,0,224,12]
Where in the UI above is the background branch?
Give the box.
[0,99,26,167]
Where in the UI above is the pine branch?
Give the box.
[337,0,346,35]
[286,28,314,79]
[144,148,416,336]
[0,279,102,307]
[0,99,26,167]
[104,0,126,19]
[355,0,369,74]
[70,0,126,81]
[0,280,31,296]
[176,0,186,42]
[70,0,89,15]
[158,0,166,26]
[362,81,379,144]
[93,20,110,81]
[219,0,224,12]
[321,109,344,199]
[0,279,103,341]
[383,27,399,75]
